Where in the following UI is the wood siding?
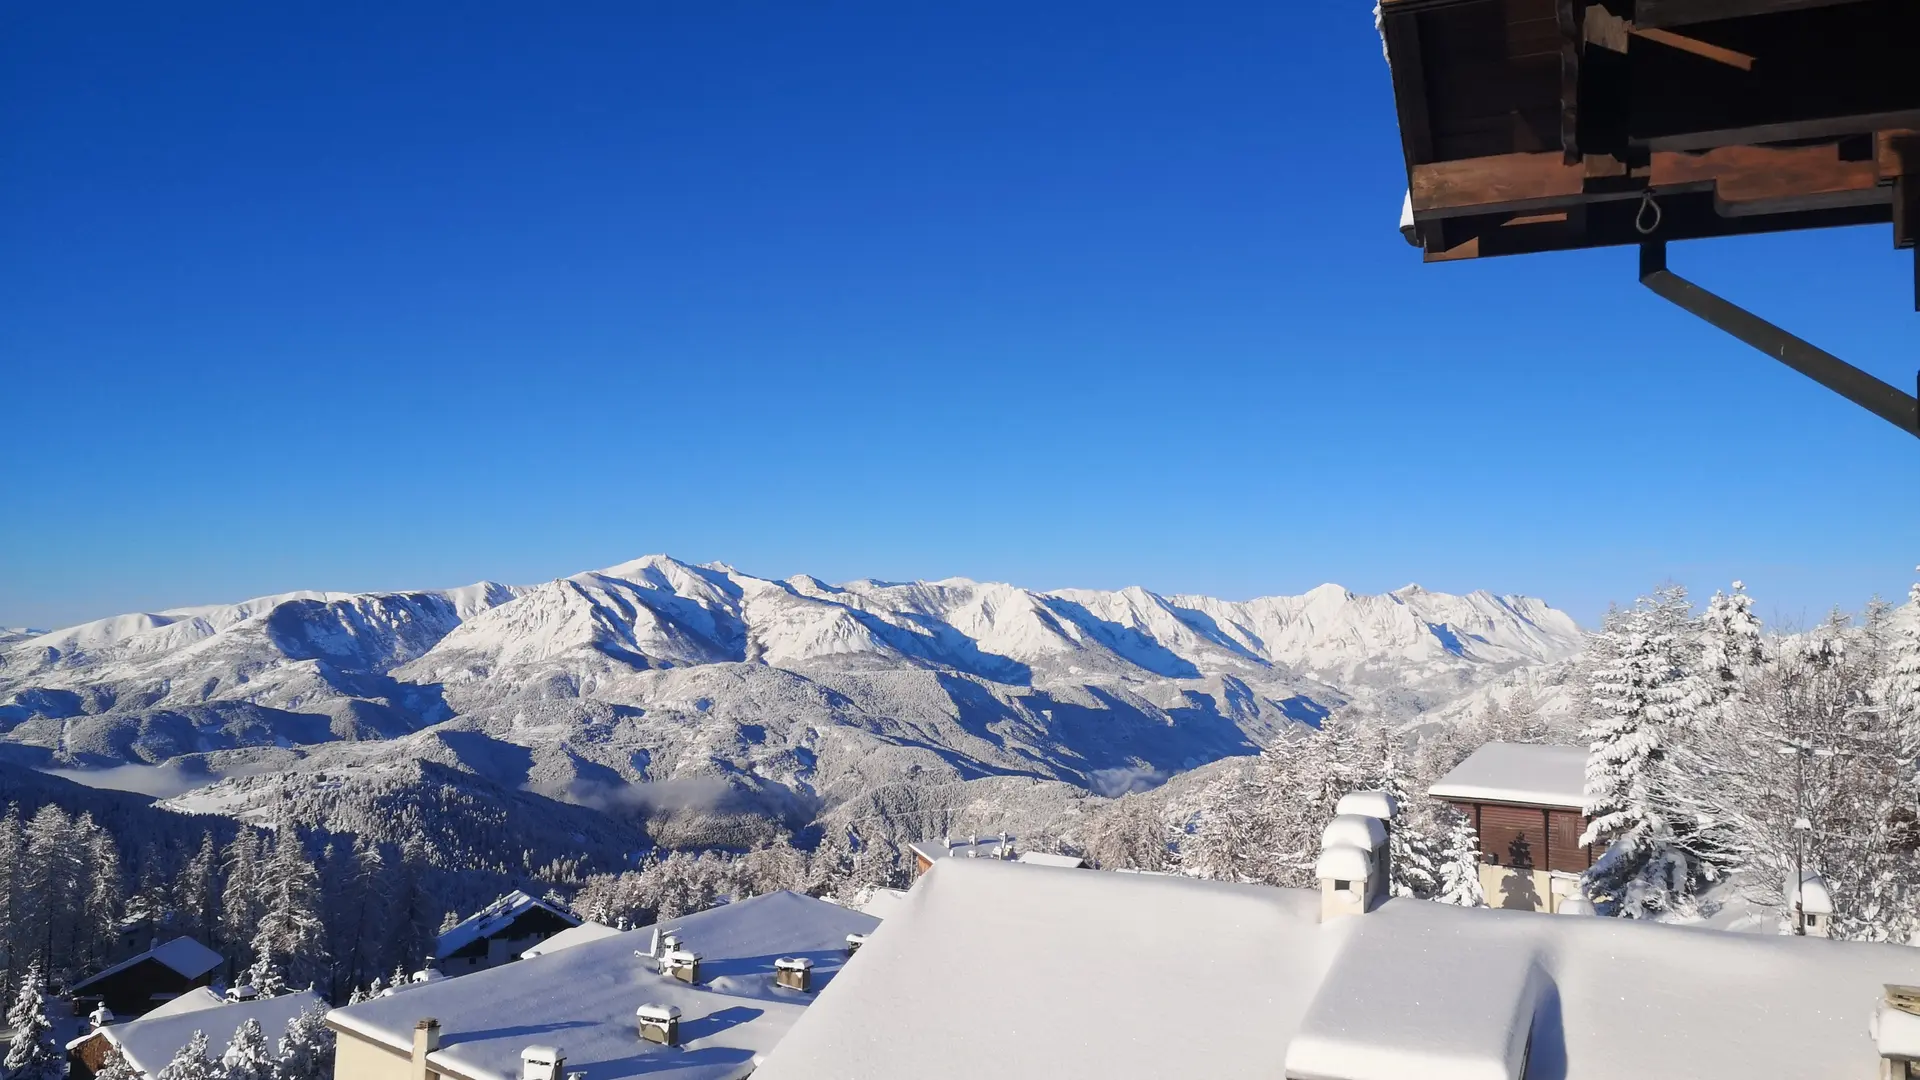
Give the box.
[1445,800,1594,873]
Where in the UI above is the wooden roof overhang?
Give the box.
[1381,0,1918,260]
[1379,0,1920,438]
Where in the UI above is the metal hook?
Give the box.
[1635,189,1663,236]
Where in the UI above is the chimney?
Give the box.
[845,933,868,955]
[637,1004,682,1047]
[521,1045,565,1080]
[1335,790,1398,895]
[411,1018,440,1080]
[774,956,814,993]
[413,956,443,984]
[1316,808,1388,922]
[662,948,701,984]
[1873,986,1920,1079]
[1787,872,1835,938]
[998,831,1010,859]
[226,984,259,1002]
[87,1003,115,1030]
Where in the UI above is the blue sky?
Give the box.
[3,2,1916,632]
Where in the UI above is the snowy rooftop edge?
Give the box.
[1427,742,1588,810]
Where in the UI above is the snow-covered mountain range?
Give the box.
[0,556,1583,847]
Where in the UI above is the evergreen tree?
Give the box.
[0,807,23,988]
[1435,810,1486,908]
[1381,758,1438,899]
[78,815,125,975]
[273,1005,335,1080]
[177,833,222,949]
[249,831,328,991]
[1881,569,1920,771]
[221,1017,274,1080]
[3,960,55,1080]
[1696,582,1765,727]
[94,1045,137,1080]
[221,830,266,973]
[1580,589,1701,917]
[156,1030,218,1080]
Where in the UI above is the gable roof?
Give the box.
[434,889,580,959]
[71,936,223,993]
[96,989,327,1076]
[755,857,1920,1080]
[1427,742,1588,810]
[331,891,880,1080]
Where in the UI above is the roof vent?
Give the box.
[226,984,259,1002]
[1874,986,1920,1076]
[845,933,868,955]
[775,956,814,993]
[521,1045,565,1080]
[637,1003,681,1047]
[662,948,701,984]
[87,1003,114,1029]
[413,956,444,984]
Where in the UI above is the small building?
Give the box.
[434,890,582,975]
[907,835,1014,877]
[326,890,880,1080]
[66,986,326,1080]
[1428,742,1593,913]
[1014,851,1088,870]
[67,937,223,1019]
[519,920,624,960]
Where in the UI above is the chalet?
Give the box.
[1428,742,1593,913]
[907,834,1013,876]
[325,890,879,1080]
[753,799,1920,1080]
[67,936,223,1020]
[66,986,326,1080]
[433,890,581,975]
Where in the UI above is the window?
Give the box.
[1333,879,1351,891]
[1805,915,1818,927]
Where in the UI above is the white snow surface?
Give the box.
[99,988,326,1076]
[329,890,878,1080]
[756,858,1920,1080]
[1427,742,1588,809]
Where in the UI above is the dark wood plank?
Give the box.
[1411,152,1587,217]
[1635,0,1864,29]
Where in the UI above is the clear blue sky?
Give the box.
[3,2,1916,632]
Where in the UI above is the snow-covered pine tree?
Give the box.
[274,1005,335,1080]
[1696,582,1764,728]
[93,1045,137,1080]
[1380,758,1438,899]
[78,815,125,976]
[1580,588,1702,917]
[0,806,22,988]
[1435,809,1486,908]
[177,833,222,950]
[1881,569,1920,772]
[250,830,328,992]
[3,960,56,1080]
[221,829,266,976]
[221,1017,274,1080]
[156,1030,217,1080]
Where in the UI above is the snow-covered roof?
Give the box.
[1014,851,1087,869]
[1877,1001,1920,1061]
[754,857,1920,1080]
[520,920,625,959]
[907,835,1013,863]
[71,935,223,992]
[1427,742,1588,810]
[856,887,912,920]
[330,891,880,1080]
[434,889,580,959]
[93,989,326,1076]
[1789,872,1836,916]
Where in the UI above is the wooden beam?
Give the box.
[1558,0,1583,163]
[1634,0,1864,29]
[1411,152,1587,217]
[1631,26,1756,70]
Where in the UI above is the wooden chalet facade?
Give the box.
[434,890,582,975]
[1428,742,1593,912]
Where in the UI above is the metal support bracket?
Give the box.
[1638,240,1920,439]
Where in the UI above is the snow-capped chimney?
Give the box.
[88,1003,115,1030]
[845,932,868,955]
[637,1004,681,1046]
[662,948,701,984]
[775,956,814,993]
[521,1045,565,1080]
[1335,790,1397,892]
[411,1018,441,1080]
[1872,986,1920,1079]
[1316,803,1389,922]
[226,983,259,1002]
[998,831,1010,859]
